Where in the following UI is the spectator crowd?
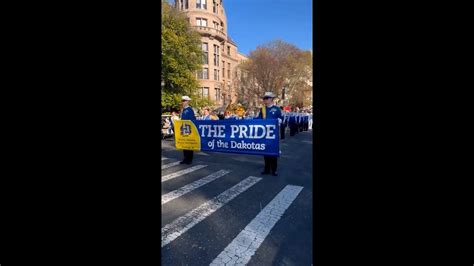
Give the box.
[161,105,313,139]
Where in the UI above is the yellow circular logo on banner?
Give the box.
[173,120,201,151]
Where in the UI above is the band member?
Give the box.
[180,95,196,164]
[256,92,283,176]
[280,106,287,139]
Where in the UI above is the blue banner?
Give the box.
[192,119,280,156]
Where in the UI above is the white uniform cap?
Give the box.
[262,92,276,98]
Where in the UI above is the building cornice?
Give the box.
[180,9,226,32]
[191,26,227,42]
[222,53,238,62]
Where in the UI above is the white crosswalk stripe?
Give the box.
[161,157,168,161]
[210,185,303,265]
[161,164,207,183]
[161,169,231,205]
[161,161,180,170]
[161,176,262,247]
[161,159,307,264]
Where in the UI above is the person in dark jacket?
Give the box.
[256,92,283,176]
[289,111,297,136]
[280,106,287,140]
[217,112,225,120]
[179,96,196,164]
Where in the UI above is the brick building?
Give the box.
[174,0,247,107]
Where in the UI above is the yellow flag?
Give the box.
[262,105,266,119]
[173,120,201,151]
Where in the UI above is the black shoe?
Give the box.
[179,161,187,164]
[261,171,270,175]
[185,161,192,165]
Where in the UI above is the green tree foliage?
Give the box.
[161,90,181,111]
[161,0,203,110]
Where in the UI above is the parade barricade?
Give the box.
[173,119,280,157]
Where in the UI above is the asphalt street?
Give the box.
[161,129,313,266]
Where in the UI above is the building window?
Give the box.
[198,68,209,80]
[180,0,188,9]
[228,63,231,78]
[213,21,219,29]
[215,88,221,101]
[196,18,207,27]
[202,43,208,65]
[201,87,209,99]
[214,69,219,81]
[227,46,231,55]
[222,61,225,78]
[221,21,224,31]
[213,45,219,66]
[196,0,207,9]
[213,0,218,13]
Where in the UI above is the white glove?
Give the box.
[278,118,282,125]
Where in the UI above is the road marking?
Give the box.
[161,176,262,247]
[161,161,180,170]
[161,157,168,161]
[198,152,210,156]
[161,169,231,205]
[210,185,303,266]
[161,165,207,182]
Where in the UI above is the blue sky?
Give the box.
[224,0,313,56]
